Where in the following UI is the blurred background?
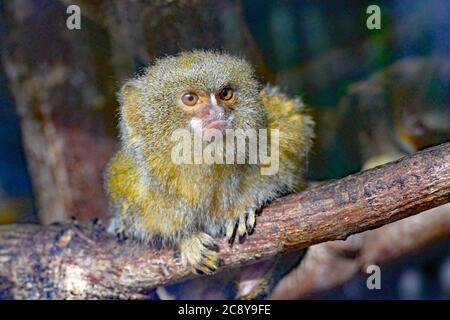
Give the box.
[0,0,449,299]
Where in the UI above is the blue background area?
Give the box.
[0,73,33,199]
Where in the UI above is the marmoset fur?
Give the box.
[105,50,314,274]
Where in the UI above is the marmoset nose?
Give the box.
[199,103,213,117]
[197,96,224,119]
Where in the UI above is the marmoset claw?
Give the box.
[179,232,219,275]
[226,209,257,244]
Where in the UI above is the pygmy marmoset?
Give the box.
[105,50,314,274]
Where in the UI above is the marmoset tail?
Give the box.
[105,50,314,274]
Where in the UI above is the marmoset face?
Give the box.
[178,86,236,136]
[136,51,268,145]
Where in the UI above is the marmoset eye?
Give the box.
[218,87,234,101]
[181,92,199,106]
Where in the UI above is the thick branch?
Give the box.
[269,202,450,299]
[0,143,449,299]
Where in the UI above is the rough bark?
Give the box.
[1,0,222,224]
[0,142,448,299]
[1,0,116,224]
[270,202,450,299]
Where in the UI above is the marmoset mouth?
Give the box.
[203,119,229,131]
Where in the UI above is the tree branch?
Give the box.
[0,142,449,299]
[269,202,450,299]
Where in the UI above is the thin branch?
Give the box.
[0,142,449,299]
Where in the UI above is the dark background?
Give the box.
[0,0,449,299]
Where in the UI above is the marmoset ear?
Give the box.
[119,80,144,129]
[120,80,142,110]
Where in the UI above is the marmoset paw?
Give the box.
[226,209,256,244]
[179,232,219,275]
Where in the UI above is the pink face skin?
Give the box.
[190,95,230,134]
[178,88,236,136]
